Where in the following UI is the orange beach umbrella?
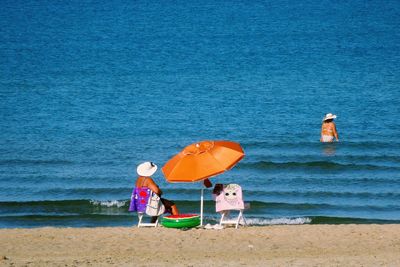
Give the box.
[162,140,245,225]
[162,140,244,182]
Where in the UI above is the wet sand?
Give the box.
[1,225,400,266]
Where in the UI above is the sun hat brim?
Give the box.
[137,162,158,177]
[323,114,337,121]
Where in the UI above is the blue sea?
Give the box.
[1,0,400,228]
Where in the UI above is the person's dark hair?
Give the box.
[324,119,333,123]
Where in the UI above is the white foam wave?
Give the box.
[204,215,312,225]
[246,217,312,225]
[90,200,127,208]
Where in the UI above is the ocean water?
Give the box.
[1,0,400,228]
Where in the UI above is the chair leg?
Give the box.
[137,213,143,228]
[232,210,246,229]
[219,212,225,226]
[235,211,241,229]
[241,213,247,226]
[137,213,160,227]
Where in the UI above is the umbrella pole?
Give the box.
[200,188,204,226]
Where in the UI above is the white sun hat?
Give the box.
[323,113,337,122]
[137,161,158,177]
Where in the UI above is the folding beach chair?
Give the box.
[214,184,248,229]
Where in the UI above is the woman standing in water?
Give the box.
[320,113,339,142]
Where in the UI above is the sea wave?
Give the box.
[242,141,400,150]
[0,159,73,166]
[1,214,399,229]
[238,160,400,171]
[90,200,128,208]
[246,217,312,225]
[2,199,399,214]
[1,198,400,228]
[309,216,400,224]
[250,155,400,164]
[244,201,400,212]
[243,190,400,200]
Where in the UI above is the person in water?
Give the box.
[135,161,179,221]
[320,113,339,142]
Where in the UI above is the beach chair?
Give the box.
[128,187,162,227]
[137,212,159,228]
[213,184,248,229]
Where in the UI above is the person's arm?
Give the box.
[203,178,212,188]
[333,123,339,141]
[146,178,162,196]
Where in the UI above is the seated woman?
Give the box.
[132,162,179,222]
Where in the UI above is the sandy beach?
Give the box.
[1,225,399,267]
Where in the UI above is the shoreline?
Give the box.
[1,225,400,266]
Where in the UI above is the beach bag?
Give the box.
[146,192,165,216]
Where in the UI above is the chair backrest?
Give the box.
[214,184,244,212]
[129,187,152,213]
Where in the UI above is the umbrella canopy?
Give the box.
[162,140,245,183]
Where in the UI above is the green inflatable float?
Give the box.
[161,214,200,228]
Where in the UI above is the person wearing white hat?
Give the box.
[134,162,179,221]
[320,113,339,142]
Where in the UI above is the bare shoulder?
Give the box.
[136,176,155,187]
[145,177,157,187]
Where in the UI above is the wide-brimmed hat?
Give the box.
[323,113,337,121]
[137,162,158,177]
